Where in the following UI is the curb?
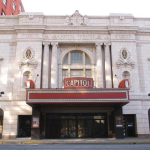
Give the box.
[0,141,150,145]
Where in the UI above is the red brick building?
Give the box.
[0,0,25,15]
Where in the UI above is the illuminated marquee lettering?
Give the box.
[64,77,93,89]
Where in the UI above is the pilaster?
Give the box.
[51,42,58,88]
[95,43,103,88]
[104,43,112,88]
[42,42,50,88]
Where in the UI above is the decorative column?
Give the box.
[51,42,58,88]
[104,43,112,88]
[42,42,50,88]
[95,43,103,88]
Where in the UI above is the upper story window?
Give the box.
[63,54,68,64]
[122,71,130,86]
[63,51,91,64]
[71,70,83,78]
[1,10,5,16]
[85,54,90,64]
[71,52,83,64]
[19,4,22,12]
[23,71,32,87]
[13,1,16,11]
[3,0,7,7]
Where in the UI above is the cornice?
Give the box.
[108,26,139,31]
[14,25,46,33]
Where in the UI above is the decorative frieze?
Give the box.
[111,34,135,40]
[44,34,110,41]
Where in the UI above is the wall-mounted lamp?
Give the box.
[0,92,4,97]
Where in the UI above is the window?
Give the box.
[122,71,130,86]
[71,70,83,78]
[62,70,68,81]
[23,71,32,87]
[1,10,5,16]
[61,50,92,87]
[85,70,91,78]
[85,54,90,64]
[71,52,83,64]
[3,0,7,7]
[19,4,22,12]
[63,51,91,64]
[13,1,16,11]
[25,49,32,59]
[63,54,68,64]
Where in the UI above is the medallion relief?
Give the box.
[116,48,135,69]
[18,48,38,69]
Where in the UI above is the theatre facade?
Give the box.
[0,11,150,139]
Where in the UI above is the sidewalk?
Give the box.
[0,138,150,144]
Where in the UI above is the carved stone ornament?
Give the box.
[64,10,90,26]
[0,57,3,61]
[18,48,38,69]
[116,48,135,69]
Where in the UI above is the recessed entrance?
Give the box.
[46,113,107,138]
[18,115,31,137]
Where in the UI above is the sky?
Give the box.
[22,0,150,18]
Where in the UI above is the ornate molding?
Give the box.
[43,41,50,46]
[95,43,103,47]
[18,48,38,69]
[64,10,90,26]
[51,42,58,47]
[116,48,135,69]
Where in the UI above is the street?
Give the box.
[0,144,150,150]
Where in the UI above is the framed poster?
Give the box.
[31,116,40,128]
[116,116,123,128]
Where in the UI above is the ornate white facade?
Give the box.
[0,11,150,139]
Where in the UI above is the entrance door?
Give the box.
[18,115,31,137]
[69,120,76,138]
[46,120,59,138]
[46,113,107,138]
[85,120,93,138]
[0,109,3,139]
[123,115,135,137]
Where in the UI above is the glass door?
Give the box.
[61,120,68,138]
[78,120,85,138]
[69,120,76,138]
[46,120,59,138]
[85,120,93,138]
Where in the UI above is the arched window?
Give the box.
[23,71,32,87]
[62,51,92,87]
[85,54,91,64]
[63,54,68,64]
[63,51,91,64]
[71,51,83,64]
[122,71,130,86]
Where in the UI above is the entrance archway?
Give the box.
[0,108,4,139]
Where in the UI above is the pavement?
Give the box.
[0,137,150,145]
